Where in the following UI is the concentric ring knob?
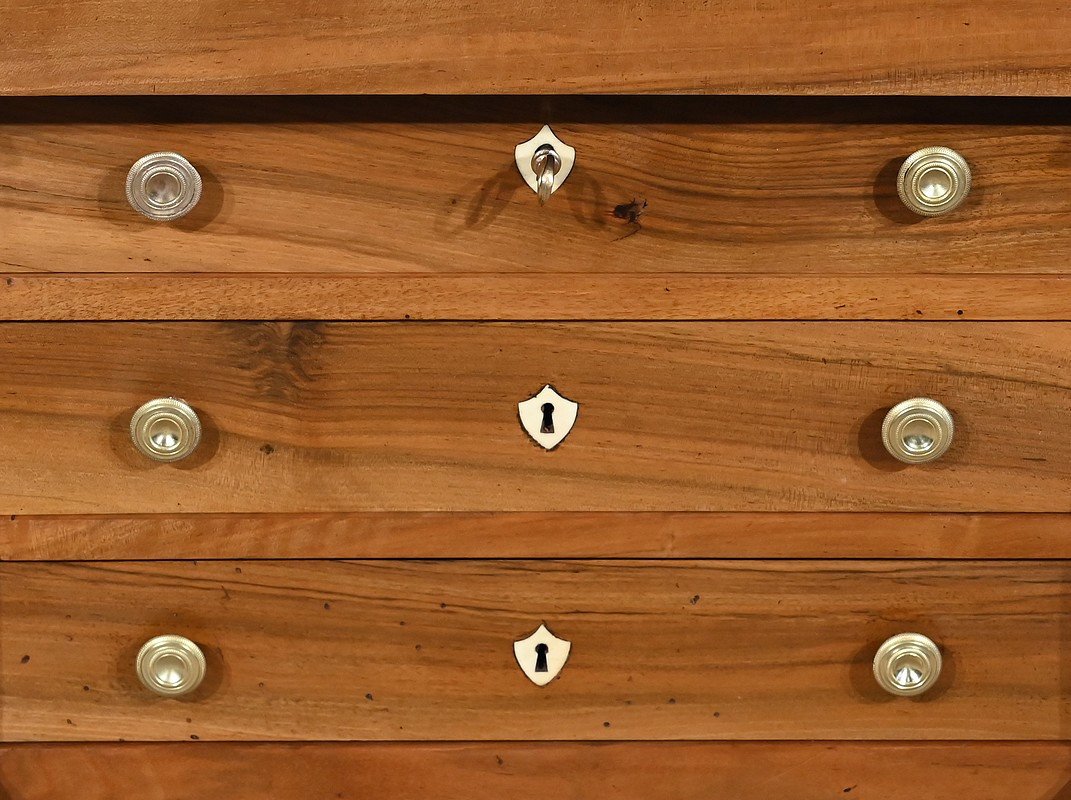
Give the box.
[136,634,207,697]
[881,397,954,464]
[873,632,942,697]
[126,152,202,221]
[130,397,202,462]
[897,147,971,216]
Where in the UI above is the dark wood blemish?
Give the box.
[613,198,648,224]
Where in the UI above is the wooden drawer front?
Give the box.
[2,1,1068,94]
[2,100,1070,282]
[2,560,1069,742]
[2,743,1070,800]
[1,322,1068,513]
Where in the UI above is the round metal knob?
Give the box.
[126,152,202,221]
[136,634,207,697]
[897,146,971,216]
[130,397,202,463]
[873,632,942,697]
[881,397,954,464]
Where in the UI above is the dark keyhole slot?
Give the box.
[540,403,555,434]
[534,642,550,672]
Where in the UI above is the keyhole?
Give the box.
[540,403,555,434]
[534,642,550,673]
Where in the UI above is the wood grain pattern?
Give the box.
[2,98,1071,285]
[5,513,1071,561]
[1,1,1069,94]
[4,273,1071,321]
[3,559,1071,742]
[3,742,1071,799]
[0,322,1068,514]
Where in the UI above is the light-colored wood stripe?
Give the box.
[2,0,1069,94]
[1,742,1069,799]
[2,274,1070,321]
[3,559,1070,741]
[4,513,1071,560]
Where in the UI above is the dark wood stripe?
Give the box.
[1,742,1069,799]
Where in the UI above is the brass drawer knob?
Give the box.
[873,632,942,697]
[130,397,202,462]
[136,634,206,697]
[125,152,202,221]
[897,146,971,216]
[881,397,954,464]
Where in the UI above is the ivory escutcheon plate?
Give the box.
[518,385,579,450]
[513,623,571,686]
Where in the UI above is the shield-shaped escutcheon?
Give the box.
[518,385,579,450]
[513,623,571,686]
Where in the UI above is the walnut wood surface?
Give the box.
[4,513,1071,560]
[2,98,1070,289]
[4,273,1071,321]
[0,322,1068,514]
[3,559,1071,741]
[4,319,1066,514]
[2,742,1071,799]
[2,1,1068,94]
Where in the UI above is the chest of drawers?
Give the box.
[1,2,1070,797]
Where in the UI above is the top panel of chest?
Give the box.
[2,0,1069,94]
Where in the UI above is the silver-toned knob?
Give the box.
[897,146,971,216]
[126,152,202,221]
[136,634,207,697]
[881,397,954,464]
[873,632,942,697]
[130,397,202,462]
